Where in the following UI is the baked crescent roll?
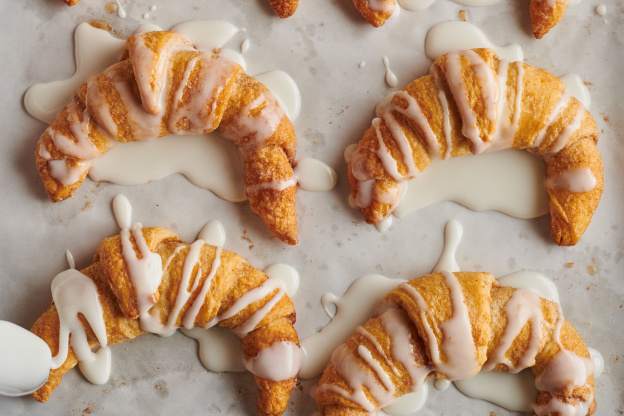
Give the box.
[347,48,603,246]
[30,226,301,416]
[315,271,596,415]
[35,30,298,245]
[352,0,569,38]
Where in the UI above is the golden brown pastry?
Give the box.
[347,48,602,246]
[352,0,569,37]
[269,0,299,18]
[316,271,596,415]
[530,0,571,38]
[35,30,298,245]
[30,226,300,416]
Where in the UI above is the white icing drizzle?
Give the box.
[112,194,133,230]
[483,288,544,372]
[432,68,453,159]
[245,176,298,194]
[299,274,405,379]
[399,271,478,381]
[50,269,108,370]
[48,102,101,160]
[65,249,76,270]
[115,0,126,18]
[544,167,597,193]
[445,50,498,154]
[48,159,92,186]
[220,91,285,147]
[531,93,571,150]
[368,0,396,12]
[546,103,585,156]
[241,38,250,54]
[530,304,594,415]
[356,325,401,376]
[243,341,302,381]
[382,56,398,88]
[379,307,433,388]
[168,55,240,135]
[317,343,393,411]
[180,244,222,329]
[203,277,286,337]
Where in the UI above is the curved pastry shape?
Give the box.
[30,226,300,416]
[315,271,596,415]
[35,31,298,245]
[347,48,603,246]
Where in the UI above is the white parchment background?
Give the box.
[0,0,622,414]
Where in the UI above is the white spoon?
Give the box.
[0,320,51,396]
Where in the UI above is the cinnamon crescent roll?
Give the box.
[347,48,603,246]
[30,226,301,416]
[35,30,299,245]
[316,271,596,415]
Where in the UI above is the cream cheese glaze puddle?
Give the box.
[25,21,336,202]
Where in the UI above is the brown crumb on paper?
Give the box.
[105,2,116,14]
[567,262,574,268]
[459,10,467,21]
[587,265,596,276]
[88,19,111,31]
[83,408,92,415]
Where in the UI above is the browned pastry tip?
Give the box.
[352,0,396,27]
[347,48,602,246]
[268,0,299,18]
[315,272,596,415]
[35,30,298,245]
[352,0,570,36]
[530,0,571,38]
[30,226,300,416]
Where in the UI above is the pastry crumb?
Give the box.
[105,2,116,13]
[587,265,596,276]
[83,407,92,415]
[88,19,111,31]
[567,262,574,268]
[458,9,467,21]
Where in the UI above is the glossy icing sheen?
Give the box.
[350,48,595,226]
[26,21,336,204]
[312,220,600,414]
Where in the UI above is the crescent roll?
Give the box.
[30,226,300,415]
[316,271,596,415]
[35,30,299,245]
[347,48,603,246]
